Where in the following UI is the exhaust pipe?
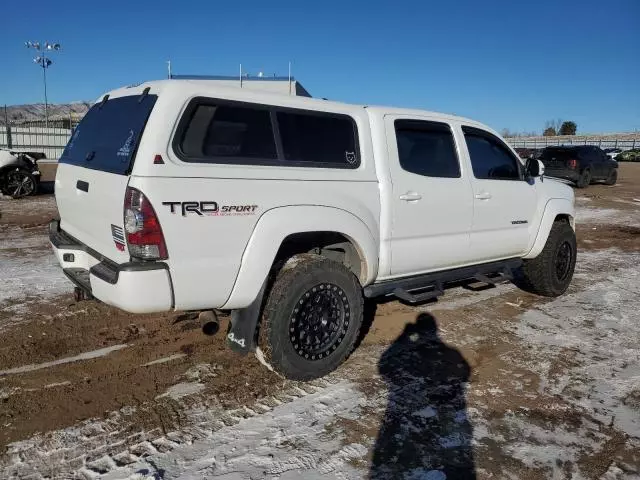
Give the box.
[198,310,220,336]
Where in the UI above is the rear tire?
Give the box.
[604,168,618,185]
[258,254,364,380]
[576,168,591,188]
[515,221,576,297]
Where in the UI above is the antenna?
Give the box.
[288,61,292,95]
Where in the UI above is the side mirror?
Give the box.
[526,158,545,178]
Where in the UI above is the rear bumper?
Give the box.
[49,220,174,313]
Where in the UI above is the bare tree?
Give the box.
[545,119,563,135]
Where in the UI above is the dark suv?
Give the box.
[540,146,618,188]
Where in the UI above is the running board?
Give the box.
[364,259,522,304]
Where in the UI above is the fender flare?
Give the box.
[524,198,574,259]
[221,205,379,310]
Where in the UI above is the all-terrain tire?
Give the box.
[259,254,364,381]
[515,221,576,297]
[576,168,591,188]
[604,168,618,186]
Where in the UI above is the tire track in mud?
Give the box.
[3,250,639,479]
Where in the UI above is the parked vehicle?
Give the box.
[0,148,41,198]
[540,146,618,188]
[603,148,622,160]
[515,147,534,159]
[616,148,640,162]
[50,80,576,380]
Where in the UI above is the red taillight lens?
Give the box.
[568,159,577,169]
[124,187,168,260]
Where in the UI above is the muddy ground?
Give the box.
[0,164,639,479]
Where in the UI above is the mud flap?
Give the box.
[226,281,267,355]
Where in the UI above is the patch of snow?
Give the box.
[44,381,71,389]
[575,206,640,226]
[0,344,128,376]
[414,406,437,419]
[156,382,205,400]
[255,346,276,372]
[142,354,187,367]
[107,381,367,479]
[0,253,67,305]
[516,263,640,439]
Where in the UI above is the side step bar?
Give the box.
[364,258,522,304]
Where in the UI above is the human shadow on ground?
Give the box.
[370,313,476,480]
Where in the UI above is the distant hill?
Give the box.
[1,102,91,125]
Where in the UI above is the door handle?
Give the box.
[474,192,492,200]
[399,192,422,202]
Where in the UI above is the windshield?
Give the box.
[59,94,157,175]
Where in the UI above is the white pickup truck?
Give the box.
[50,80,576,379]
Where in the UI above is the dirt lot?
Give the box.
[0,164,639,479]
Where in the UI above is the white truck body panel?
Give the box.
[50,80,574,314]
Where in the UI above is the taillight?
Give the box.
[568,159,577,169]
[123,187,168,260]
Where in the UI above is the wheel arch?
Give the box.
[221,205,379,310]
[524,199,575,259]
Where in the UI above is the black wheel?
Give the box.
[604,168,618,186]
[3,169,37,198]
[515,221,577,297]
[259,254,364,380]
[576,168,591,188]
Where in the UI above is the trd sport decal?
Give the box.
[162,201,258,216]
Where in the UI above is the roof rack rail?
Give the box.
[170,74,295,82]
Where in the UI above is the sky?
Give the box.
[1,0,638,134]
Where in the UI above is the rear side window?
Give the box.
[179,103,277,162]
[394,120,460,178]
[175,98,360,168]
[277,111,359,167]
[59,94,157,175]
[463,127,521,180]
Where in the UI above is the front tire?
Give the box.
[604,168,618,185]
[515,221,576,297]
[259,254,364,380]
[576,168,591,188]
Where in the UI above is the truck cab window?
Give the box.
[395,120,460,178]
[463,127,521,180]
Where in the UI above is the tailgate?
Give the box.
[55,93,157,262]
[56,163,131,262]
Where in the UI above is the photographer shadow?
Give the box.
[370,313,476,480]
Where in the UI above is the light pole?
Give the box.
[25,41,61,129]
